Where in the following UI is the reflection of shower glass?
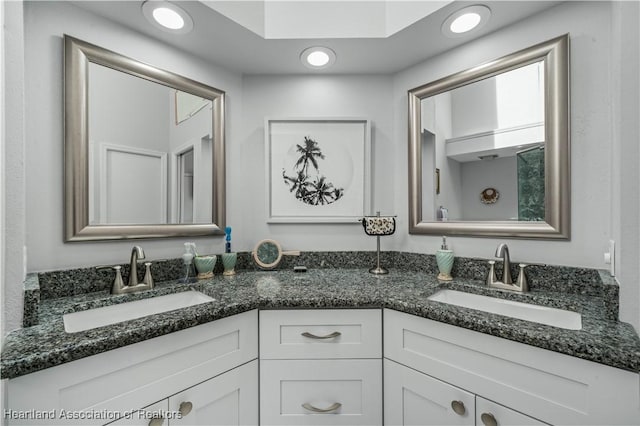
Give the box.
[517,146,545,221]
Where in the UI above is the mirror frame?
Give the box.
[64,35,226,241]
[408,34,570,239]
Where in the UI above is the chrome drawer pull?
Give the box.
[451,400,466,416]
[148,417,164,426]
[179,401,193,417]
[302,402,342,413]
[481,412,498,426]
[301,331,342,339]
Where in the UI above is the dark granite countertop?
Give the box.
[2,266,639,380]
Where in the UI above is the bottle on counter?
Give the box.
[436,236,454,281]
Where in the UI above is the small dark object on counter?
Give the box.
[293,266,307,273]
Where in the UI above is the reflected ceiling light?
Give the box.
[300,46,336,70]
[142,1,194,34]
[442,5,491,37]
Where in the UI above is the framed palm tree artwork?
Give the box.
[265,118,371,223]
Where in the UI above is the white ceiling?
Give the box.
[71,0,562,75]
[203,1,453,39]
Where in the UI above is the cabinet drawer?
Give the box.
[260,359,382,426]
[259,309,381,359]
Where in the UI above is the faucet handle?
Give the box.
[516,263,530,292]
[96,265,126,294]
[142,262,154,288]
[111,265,125,294]
[486,260,498,286]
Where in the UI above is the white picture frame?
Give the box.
[265,117,371,223]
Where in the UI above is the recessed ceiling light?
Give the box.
[450,12,481,33]
[442,5,491,38]
[142,1,194,34]
[153,7,184,30]
[300,47,336,70]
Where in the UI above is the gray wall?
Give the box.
[21,1,242,276]
[460,157,517,221]
[395,2,612,264]
[610,1,640,332]
[393,0,638,330]
[2,1,26,335]
[239,74,394,252]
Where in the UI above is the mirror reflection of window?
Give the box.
[421,61,545,222]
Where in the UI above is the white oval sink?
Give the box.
[428,289,582,330]
[63,291,215,333]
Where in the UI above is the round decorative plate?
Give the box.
[480,187,499,204]
[253,239,283,270]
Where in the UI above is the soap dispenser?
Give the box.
[436,236,454,281]
[180,242,197,283]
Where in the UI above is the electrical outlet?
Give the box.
[603,240,615,277]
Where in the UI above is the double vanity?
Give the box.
[7,2,639,424]
[2,252,639,426]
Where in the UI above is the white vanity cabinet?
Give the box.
[384,358,475,426]
[167,359,258,426]
[383,309,640,426]
[105,360,258,426]
[105,401,169,426]
[475,396,547,426]
[6,310,259,426]
[259,309,383,426]
[384,359,546,426]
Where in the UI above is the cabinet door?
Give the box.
[105,401,169,426]
[168,360,258,426]
[475,397,548,426]
[384,359,474,426]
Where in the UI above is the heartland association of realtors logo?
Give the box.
[3,409,183,421]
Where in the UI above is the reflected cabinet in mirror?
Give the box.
[408,34,569,239]
[64,35,226,241]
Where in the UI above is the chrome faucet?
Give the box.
[495,243,513,284]
[128,246,144,287]
[105,246,154,295]
[487,243,529,292]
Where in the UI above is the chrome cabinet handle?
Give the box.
[179,401,193,417]
[451,400,466,416]
[301,331,341,340]
[302,402,342,413]
[148,417,164,426]
[481,412,498,426]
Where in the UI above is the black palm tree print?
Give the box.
[282,136,344,206]
[295,137,325,175]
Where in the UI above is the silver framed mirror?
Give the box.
[408,34,570,239]
[64,35,226,241]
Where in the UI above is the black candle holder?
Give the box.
[360,212,396,275]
